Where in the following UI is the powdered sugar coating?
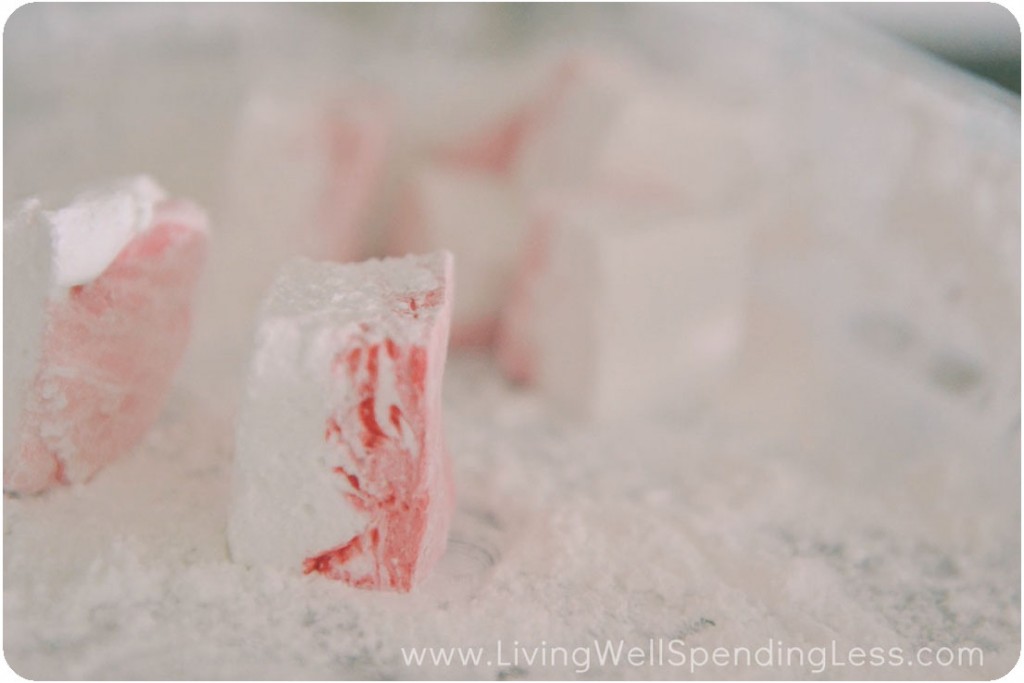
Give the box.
[230,251,455,591]
[47,175,170,288]
[4,179,209,494]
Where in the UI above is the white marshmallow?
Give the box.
[523,198,750,419]
[3,176,208,494]
[223,94,389,262]
[229,252,455,592]
[514,59,760,210]
[393,166,527,345]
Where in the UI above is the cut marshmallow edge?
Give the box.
[229,251,456,592]
[39,175,209,290]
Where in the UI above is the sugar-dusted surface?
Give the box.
[228,253,454,591]
[5,351,1018,678]
[4,188,208,494]
[47,176,169,288]
[256,255,446,341]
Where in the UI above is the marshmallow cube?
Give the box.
[4,177,208,494]
[495,208,554,385]
[229,252,455,592]
[223,95,389,267]
[436,105,534,174]
[513,200,749,419]
[514,60,759,209]
[392,167,526,347]
[434,53,618,176]
[208,95,391,362]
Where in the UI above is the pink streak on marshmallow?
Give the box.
[304,311,449,590]
[436,110,532,174]
[229,252,455,592]
[448,317,500,349]
[433,53,587,175]
[224,95,390,268]
[8,199,208,494]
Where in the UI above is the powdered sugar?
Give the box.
[229,253,454,590]
[4,182,208,494]
[47,175,168,288]
[258,256,444,340]
[5,351,1018,677]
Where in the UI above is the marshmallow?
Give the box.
[4,176,208,494]
[433,53,611,176]
[494,207,553,385]
[513,57,760,210]
[222,93,390,270]
[228,251,455,592]
[391,166,526,347]
[499,197,749,419]
[205,94,391,369]
[435,99,533,174]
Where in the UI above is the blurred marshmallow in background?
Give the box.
[4,2,1018,458]
[4,1,1018,439]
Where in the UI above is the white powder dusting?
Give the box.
[4,351,1018,679]
[46,175,167,289]
[258,256,443,340]
[228,253,451,575]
